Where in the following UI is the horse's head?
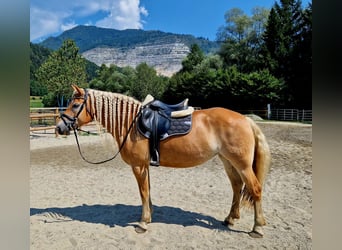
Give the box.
[56,85,93,135]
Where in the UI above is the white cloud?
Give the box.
[30,0,148,42]
[61,21,78,32]
[96,0,148,30]
[30,7,69,41]
[140,6,148,17]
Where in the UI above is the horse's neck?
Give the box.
[89,89,141,141]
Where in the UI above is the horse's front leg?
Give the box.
[132,164,152,233]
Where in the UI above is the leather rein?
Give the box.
[60,89,141,165]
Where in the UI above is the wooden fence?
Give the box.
[30,107,100,135]
[30,107,65,133]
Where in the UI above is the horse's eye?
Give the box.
[72,103,80,109]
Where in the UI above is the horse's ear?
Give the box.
[71,84,82,94]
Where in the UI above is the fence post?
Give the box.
[267,104,271,120]
[38,109,42,125]
[54,108,59,125]
[297,110,299,121]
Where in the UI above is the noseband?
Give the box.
[60,89,93,130]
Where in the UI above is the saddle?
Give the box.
[137,95,194,166]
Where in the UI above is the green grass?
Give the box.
[30,96,44,108]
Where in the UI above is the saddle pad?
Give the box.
[160,115,192,140]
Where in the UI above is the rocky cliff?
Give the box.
[40,25,220,76]
[82,42,190,76]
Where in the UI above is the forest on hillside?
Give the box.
[30,0,311,110]
[39,25,221,54]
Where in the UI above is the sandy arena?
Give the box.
[30,121,312,249]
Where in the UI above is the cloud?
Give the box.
[30,7,70,41]
[96,0,148,30]
[61,21,78,32]
[30,0,148,42]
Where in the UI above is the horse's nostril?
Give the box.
[56,126,67,135]
[56,126,62,135]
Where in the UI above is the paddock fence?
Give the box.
[30,107,65,134]
[30,107,103,136]
[239,109,312,123]
[269,109,312,122]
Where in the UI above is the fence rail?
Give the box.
[239,109,312,122]
[30,107,99,134]
[30,107,66,133]
[269,109,312,122]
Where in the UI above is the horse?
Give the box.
[56,85,271,238]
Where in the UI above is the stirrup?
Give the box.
[150,151,160,167]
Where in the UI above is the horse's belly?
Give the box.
[159,136,218,168]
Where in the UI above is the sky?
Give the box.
[30,0,312,43]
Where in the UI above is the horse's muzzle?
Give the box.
[55,121,71,135]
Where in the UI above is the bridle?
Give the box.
[59,88,142,165]
[60,89,93,131]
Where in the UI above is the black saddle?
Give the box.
[137,96,193,166]
[149,99,188,114]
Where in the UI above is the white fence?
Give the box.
[269,109,312,122]
[239,108,312,122]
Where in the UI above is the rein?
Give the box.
[72,109,141,165]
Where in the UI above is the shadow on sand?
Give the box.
[30,203,249,234]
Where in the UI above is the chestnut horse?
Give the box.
[56,85,271,238]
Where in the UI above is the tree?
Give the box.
[30,42,51,81]
[36,39,87,107]
[228,67,284,108]
[131,63,167,101]
[261,0,312,108]
[89,64,131,93]
[180,44,204,72]
[217,7,269,72]
[30,79,48,96]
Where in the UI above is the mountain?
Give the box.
[39,25,221,76]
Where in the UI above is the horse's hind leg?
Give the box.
[238,166,266,238]
[219,156,243,226]
[221,154,266,237]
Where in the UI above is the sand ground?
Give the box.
[30,121,312,249]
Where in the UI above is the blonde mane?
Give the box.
[88,89,141,138]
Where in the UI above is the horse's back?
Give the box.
[159,107,254,168]
[195,107,252,134]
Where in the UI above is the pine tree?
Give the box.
[180,44,204,72]
[262,0,311,108]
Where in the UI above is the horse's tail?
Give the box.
[241,117,271,207]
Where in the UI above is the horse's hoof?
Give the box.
[135,222,148,234]
[135,226,147,233]
[249,226,264,238]
[249,231,263,238]
[222,217,235,226]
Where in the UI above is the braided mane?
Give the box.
[88,89,141,138]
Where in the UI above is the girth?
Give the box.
[137,96,194,166]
